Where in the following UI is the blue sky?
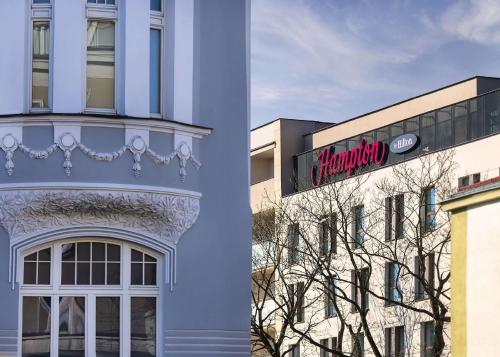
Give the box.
[251,0,500,128]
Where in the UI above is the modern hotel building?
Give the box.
[0,0,251,356]
[251,76,500,357]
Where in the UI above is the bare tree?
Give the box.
[251,150,456,357]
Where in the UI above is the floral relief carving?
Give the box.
[0,133,200,180]
[0,189,200,244]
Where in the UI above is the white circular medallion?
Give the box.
[179,143,190,157]
[61,134,75,148]
[132,137,145,151]
[2,135,16,149]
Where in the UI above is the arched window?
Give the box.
[21,239,160,356]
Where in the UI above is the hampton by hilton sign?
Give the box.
[310,134,419,187]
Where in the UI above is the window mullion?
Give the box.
[53,244,62,289]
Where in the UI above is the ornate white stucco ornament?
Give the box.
[0,132,201,180]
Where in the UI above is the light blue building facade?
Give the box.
[0,0,251,356]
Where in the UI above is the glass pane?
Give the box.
[22,296,51,356]
[38,248,51,261]
[92,242,105,261]
[485,91,500,134]
[454,101,468,145]
[150,0,161,11]
[150,28,161,113]
[34,0,51,3]
[77,262,90,285]
[131,263,143,285]
[77,243,90,261]
[145,254,156,263]
[131,249,143,262]
[32,21,50,108]
[144,263,157,285]
[107,244,120,261]
[87,21,115,109]
[62,243,76,261]
[96,297,120,357]
[420,113,435,152]
[25,252,37,261]
[38,262,51,285]
[469,98,484,140]
[24,262,37,284]
[59,296,85,357]
[107,262,120,285]
[92,262,105,285]
[436,107,452,149]
[62,262,76,285]
[131,297,156,357]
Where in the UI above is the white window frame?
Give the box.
[29,1,53,113]
[84,0,119,114]
[150,0,165,118]
[18,238,161,357]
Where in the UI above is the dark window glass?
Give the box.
[96,297,120,357]
[92,242,105,261]
[421,321,434,357]
[469,97,484,140]
[131,297,156,357]
[25,252,37,261]
[107,263,120,285]
[22,296,51,356]
[77,243,91,261]
[387,263,401,303]
[24,262,37,284]
[107,244,120,261]
[150,28,161,113]
[32,21,50,108]
[144,263,157,285]
[131,249,143,262]
[62,243,76,261]
[325,277,337,318]
[454,101,468,145]
[150,0,161,11]
[62,262,75,285]
[59,296,85,357]
[353,206,364,248]
[92,262,105,285]
[436,107,452,149]
[145,254,156,263]
[420,112,435,153]
[39,248,51,261]
[485,91,500,134]
[422,187,436,233]
[404,117,420,160]
[458,176,470,188]
[131,263,143,285]
[33,0,51,3]
[77,263,90,285]
[38,262,50,285]
[287,224,300,265]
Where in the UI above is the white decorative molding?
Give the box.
[0,132,201,180]
[0,184,202,290]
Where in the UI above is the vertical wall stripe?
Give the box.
[451,209,467,357]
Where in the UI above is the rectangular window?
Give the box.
[454,101,469,145]
[320,337,338,357]
[59,296,86,356]
[458,175,470,188]
[353,206,364,249]
[32,21,50,109]
[150,28,161,114]
[420,112,435,152]
[469,97,484,140]
[289,343,300,357]
[485,91,500,135]
[404,117,420,160]
[421,321,434,357]
[325,276,337,318]
[385,326,405,357]
[352,333,364,357]
[96,297,120,356]
[87,0,116,4]
[421,187,436,233]
[351,268,369,312]
[472,173,480,184]
[22,296,51,356]
[436,107,452,150]
[33,0,50,3]
[287,283,304,323]
[86,20,115,110]
[385,262,402,304]
[131,297,157,356]
[414,254,434,300]
[319,214,337,257]
[150,0,162,11]
[288,223,300,265]
[385,195,404,241]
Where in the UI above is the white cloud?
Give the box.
[442,0,500,44]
